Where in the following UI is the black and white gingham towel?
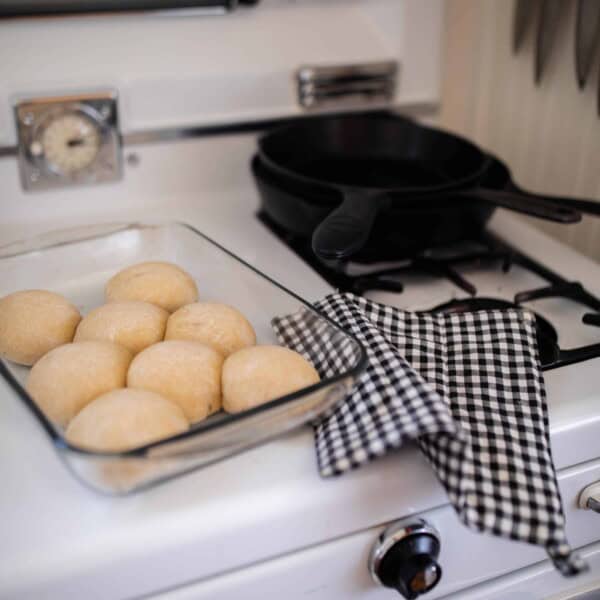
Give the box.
[272,292,586,576]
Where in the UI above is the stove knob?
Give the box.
[578,481,600,513]
[369,518,442,599]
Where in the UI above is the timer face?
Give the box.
[40,112,102,175]
[15,92,121,192]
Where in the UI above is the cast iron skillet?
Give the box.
[257,113,583,263]
[252,152,584,262]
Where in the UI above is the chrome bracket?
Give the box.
[296,60,399,110]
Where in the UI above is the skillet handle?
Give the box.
[516,192,600,217]
[312,190,383,261]
[470,189,581,223]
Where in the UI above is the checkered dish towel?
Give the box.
[272,292,586,576]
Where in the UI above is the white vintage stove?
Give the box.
[0,2,599,599]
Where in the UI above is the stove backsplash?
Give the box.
[0,0,443,147]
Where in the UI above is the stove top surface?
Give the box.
[1,135,600,600]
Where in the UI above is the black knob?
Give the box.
[369,519,442,599]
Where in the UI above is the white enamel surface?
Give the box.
[0,0,443,145]
[1,133,600,596]
[129,460,600,600]
[156,541,600,600]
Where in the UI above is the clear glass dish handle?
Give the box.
[0,222,141,258]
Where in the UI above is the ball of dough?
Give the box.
[65,389,189,452]
[105,262,198,313]
[0,290,81,366]
[127,340,222,422]
[222,345,320,414]
[165,302,256,357]
[74,301,168,355]
[26,341,132,428]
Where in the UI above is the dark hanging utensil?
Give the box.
[535,0,564,84]
[598,49,600,116]
[513,0,538,53]
[575,0,600,88]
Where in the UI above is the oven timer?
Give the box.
[14,91,121,192]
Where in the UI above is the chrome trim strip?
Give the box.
[122,115,306,145]
[297,61,398,86]
[297,60,398,110]
[0,102,438,158]
[123,104,437,146]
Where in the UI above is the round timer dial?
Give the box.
[36,112,102,175]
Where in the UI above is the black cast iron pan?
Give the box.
[253,154,492,261]
[252,151,594,263]
[257,114,582,263]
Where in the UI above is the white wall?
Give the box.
[440,0,600,262]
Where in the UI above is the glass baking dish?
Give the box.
[0,222,366,495]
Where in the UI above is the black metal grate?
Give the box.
[259,211,600,370]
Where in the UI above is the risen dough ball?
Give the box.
[165,302,256,357]
[222,345,320,414]
[65,389,189,452]
[74,301,168,355]
[0,290,81,366]
[26,341,132,428]
[105,262,198,313]
[127,340,222,422]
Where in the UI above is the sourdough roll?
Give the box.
[0,290,81,366]
[105,261,198,313]
[65,389,189,452]
[222,345,320,414]
[127,340,223,422]
[75,301,168,355]
[26,341,132,428]
[165,302,256,357]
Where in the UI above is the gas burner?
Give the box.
[428,297,558,368]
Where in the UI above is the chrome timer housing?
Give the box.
[14,91,121,192]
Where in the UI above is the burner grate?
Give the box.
[258,211,600,369]
[258,211,516,295]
